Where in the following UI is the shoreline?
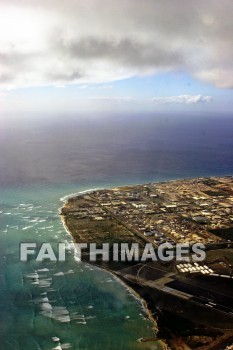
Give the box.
[59,176,233,349]
[59,173,233,209]
[60,211,165,346]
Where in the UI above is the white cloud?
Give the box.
[0,92,8,97]
[95,85,113,90]
[89,96,134,103]
[0,0,232,89]
[151,95,212,104]
[89,95,212,105]
[195,69,233,89]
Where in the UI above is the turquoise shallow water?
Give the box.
[0,183,159,350]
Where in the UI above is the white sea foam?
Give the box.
[60,188,102,202]
[71,314,85,320]
[52,307,70,323]
[22,225,34,230]
[41,302,53,311]
[41,306,70,323]
[42,297,49,302]
[52,337,60,342]
[54,272,64,276]
[25,273,39,279]
[74,255,81,262]
[61,343,72,349]
[31,280,39,285]
[38,279,52,288]
[101,278,114,283]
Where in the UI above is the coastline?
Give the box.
[59,176,233,350]
[59,209,166,347]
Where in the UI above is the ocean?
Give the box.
[0,113,233,349]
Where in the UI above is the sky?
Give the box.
[0,0,233,116]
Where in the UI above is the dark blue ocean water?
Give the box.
[0,113,232,349]
[1,113,233,188]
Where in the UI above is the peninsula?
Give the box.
[60,177,233,349]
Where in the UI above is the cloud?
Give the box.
[0,92,8,97]
[0,0,232,89]
[89,96,134,103]
[151,95,212,104]
[89,95,212,105]
[54,36,184,69]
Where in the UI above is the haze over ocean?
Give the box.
[0,113,233,350]
[1,113,233,189]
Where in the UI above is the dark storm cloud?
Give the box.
[54,36,184,69]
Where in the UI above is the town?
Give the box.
[61,176,233,349]
[62,176,233,248]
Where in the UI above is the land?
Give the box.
[60,176,233,350]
